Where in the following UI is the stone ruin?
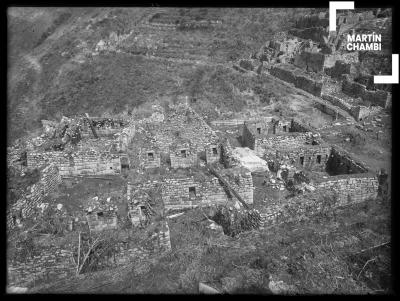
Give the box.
[255,9,391,122]
[7,62,390,290]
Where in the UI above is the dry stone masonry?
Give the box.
[7,163,61,230]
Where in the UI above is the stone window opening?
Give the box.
[69,156,74,167]
[148,152,154,161]
[317,155,321,164]
[212,147,218,155]
[181,149,187,158]
[189,186,196,198]
[283,125,287,132]
[300,156,304,165]
[257,127,261,134]
[97,212,104,217]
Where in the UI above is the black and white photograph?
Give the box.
[6,4,395,294]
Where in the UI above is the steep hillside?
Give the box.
[7,7,310,144]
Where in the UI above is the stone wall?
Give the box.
[288,27,328,44]
[342,75,390,107]
[113,221,171,266]
[321,93,381,121]
[258,135,331,172]
[205,144,221,164]
[116,124,136,152]
[27,151,122,177]
[315,174,378,204]
[7,164,61,229]
[162,169,253,211]
[294,51,325,73]
[325,60,351,78]
[295,14,329,29]
[80,118,129,138]
[242,122,256,150]
[241,124,330,171]
[290,119,317,133]
[270,64,323,96]
[86,211,118,232]
[139,149,161,169]
[170,144,198,169]
[270,65,296,84]
[8,246,75,287]
[254,133,309,156]
[294,74,323,96]
[326,146,369,175]
[261,173,378,227]
[152,103,219,154]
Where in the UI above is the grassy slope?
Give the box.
[35,196,390,293]
[7,7,309,144]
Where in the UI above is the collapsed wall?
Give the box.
[7,164,61,229]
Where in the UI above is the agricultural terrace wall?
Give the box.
[295,14,329,28]
[270,64,323,96]
[322,94,382,121]
[26,151,122,176]
[7,164,61,229]
[342,75,391,108]
[8,246,75,288]
[261,174,378,226]
[162,169,253,211]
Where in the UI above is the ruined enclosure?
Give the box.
[6,7,392,294]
